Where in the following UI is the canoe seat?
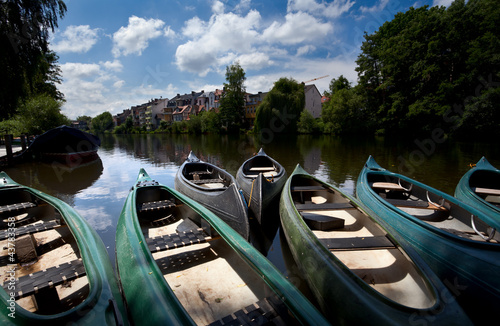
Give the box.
[473,187,500,196]
[191,179,224,185]
[0,201,37,214]
[146,228,215,253]
[296,202,354,211]
[2,259,86,300]
[300,212,344,230]
[139,200,176,213]
[372,182,407,192]
[209,295,288,326]
[249,167,275,172]
[0,219,65,241]
[319,236,396,251]
[386,199,449,212]
[291,185,327,192]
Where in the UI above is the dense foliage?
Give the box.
[254,77,305,135]
[0,0,67,120]
[0,94,69,135]
[219,62,246,133]
[355,0,500,138]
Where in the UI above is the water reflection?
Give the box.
[3,134,499,268]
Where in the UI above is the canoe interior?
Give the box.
[135,185,301,326]
[290,176,436,309]
[368,173,500,243]
[469,170,500,206]
[242,156,281,178]
[181,162,232,189]
[0,188,88,315]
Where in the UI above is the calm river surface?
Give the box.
[2,133,499,297]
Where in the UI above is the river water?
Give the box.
[2,133,499,295]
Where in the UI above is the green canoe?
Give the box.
[280,164,469,325]
[115,168,329,325]
[356,156,500,324]
[0,172,127,325]
[455,156,500,221]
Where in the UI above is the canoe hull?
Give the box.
[0,172,127,325]
[356,156,500,324]
[174,153,249,239]
[455,157,500,221]
[236,148,286,224]
[280,165,468,325]
[115,168,329,325]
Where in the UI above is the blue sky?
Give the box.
[49,0,452,119]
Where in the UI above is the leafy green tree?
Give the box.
[219,62,246,132]
[201,111,221,134]
[254,77,304,134]
[91,112,114,133]
[297,110,321,134]
[322,87,368,135]
[11,94,69,135]
[0,0,67,119]
[324,75,351,97]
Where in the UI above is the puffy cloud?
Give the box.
[175,10,262,75]
[52,25,99,53]
[432,0,453,7]
[112,16,166,57]
[296,45,316,56]
[101,60,123,72]
[262,12,333,45]
[287,0,354,18]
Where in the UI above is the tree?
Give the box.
[322,86,369,135]
[0,0,67,119]
[324,75,351,97]
[91,112,114,133]
[219,62,246,132]
[11,94,69,135]
[254,77,305,134]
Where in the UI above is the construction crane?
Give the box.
[302,75,329,84]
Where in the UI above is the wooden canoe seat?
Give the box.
[300,212,344,230]
[139,200,176,213]
[0,201,37,214]
[372,182,407,192]
[319,236,396,251]
[249,167,275,172]
[474,187,500,196]
[295,202,354,211]
[291,185,327,192]
[146,228,216,253]
[0,220,65,241]
[386,199,449,212]
[2,259,86,300]
[191,179,224,185]
[209,296,287,326]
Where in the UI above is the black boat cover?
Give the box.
[27,125,101,154]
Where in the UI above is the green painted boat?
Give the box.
[0,172,127,325]
[115,168,329,325]
[356,156,500,324]
[279,164,469,325]
[455,156,500,221]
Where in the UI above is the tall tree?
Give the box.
[91,112,114,133]
[219,62,246,132]
[0,0,67,119]
[254,77,305,134]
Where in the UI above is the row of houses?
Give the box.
[113,84,323,130]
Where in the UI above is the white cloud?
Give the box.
[360,0,390,13]
[432,0,453,7]
[287,0,355,18]
[101,60,123,72]
[52,25,99,53]
[112,16,166,57]
[262,12,333,45]
[212,0,225,14]
[176,10,262,75]
[296,45,316,56]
